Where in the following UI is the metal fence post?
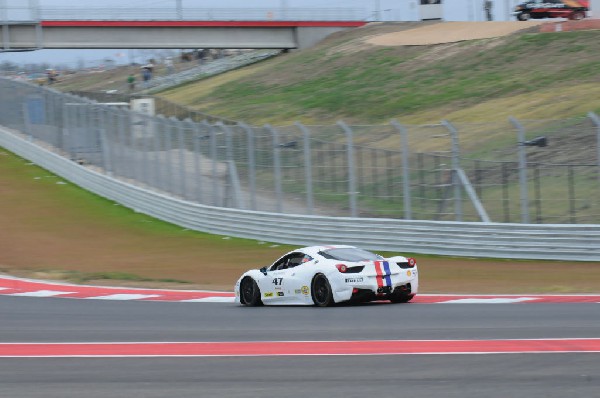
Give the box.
[391,119,412,220]
[117,107,127,180]
[124,108,138,184]
[216,122,234,162]
[239,122,257,210]
[163,118,175,194]
[588,112,600,185]
[138,112,150,187]
[295,122,314,215]
[125,109,139,185]
[265,124,283,213]
[337,121,358,218]
[172,117,187,199]
[208,122,219,206]
[63,103,75,160]
[510,116,529,224]
[155,115,166,191]
[150,114,162,192]
[97,106,111,175]
[442,120,462,221]
[217,122,243,209]
[187,119,203,203]
[56,94,65,152]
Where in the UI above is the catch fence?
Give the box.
[1,78,599,224]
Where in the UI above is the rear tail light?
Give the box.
[335,264,348,273]
[407,258,416,268]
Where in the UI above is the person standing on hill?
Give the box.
[484,0,493,21]
[127,73,136,92]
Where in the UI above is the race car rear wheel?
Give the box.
[570,11,585,20]
[240,277,263,306]
[311,273,334,307]
[390,293,415,304]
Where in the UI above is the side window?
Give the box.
[270,252,311,271]
[270,255,290,271]
[288,253,313,268]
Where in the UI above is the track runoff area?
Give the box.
[1,275,599,358]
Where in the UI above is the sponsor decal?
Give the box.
[345,277,364,283]
[277,292,284,297]
[264,292,274,298]
[294,289,302,294]
[407,270,411,277]
[301,286,310,295]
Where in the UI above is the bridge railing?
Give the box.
[8,6,368,22]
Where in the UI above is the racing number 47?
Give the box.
[272,278,283,285]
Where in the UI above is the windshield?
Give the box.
[319,248,382,262]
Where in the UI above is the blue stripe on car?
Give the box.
[383,261,392,287]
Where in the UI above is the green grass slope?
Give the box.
[159,26,600,125]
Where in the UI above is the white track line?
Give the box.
[180,297,236,303]
[84,294,160,300]
[8,290,75,297]
[441,297,537,304]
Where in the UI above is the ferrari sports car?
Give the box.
[234,245,418,307]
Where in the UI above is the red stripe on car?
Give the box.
[374,261,384,289]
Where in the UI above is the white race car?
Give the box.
[234,245,418,307]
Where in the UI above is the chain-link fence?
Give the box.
[2,78,599,224]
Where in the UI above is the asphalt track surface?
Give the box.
[1,295,599,398]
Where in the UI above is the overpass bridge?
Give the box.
[0,20,365,51]
[0,4,367,51]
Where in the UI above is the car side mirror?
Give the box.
[260,267,268,275]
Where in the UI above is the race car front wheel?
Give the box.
[240,277,263,306]
[311,273,334,307]
[517,12,530,21]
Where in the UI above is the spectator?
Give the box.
[127,73,136,91]
[46,69,57,84]
[484,0,493,21]
[141,62,154,87]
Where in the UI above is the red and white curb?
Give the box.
[0,275,233,303]
[1,338,599,357]
[1,275,600,304]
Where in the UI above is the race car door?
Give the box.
[259,252,306,303]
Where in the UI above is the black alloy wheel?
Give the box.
[390,293,414,304]
[311,273,334,307]
[571,11,585,20]
[240,277,262,306]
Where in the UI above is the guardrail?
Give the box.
[2,126,599,261]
